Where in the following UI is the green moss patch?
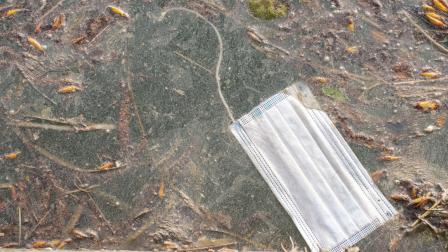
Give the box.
[248,0,288,20]
[321,86,346,102]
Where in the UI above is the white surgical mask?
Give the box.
[230,82,396,252]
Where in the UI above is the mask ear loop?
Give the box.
[158,7,236,123]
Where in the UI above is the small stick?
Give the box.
[25,207,51,240]
[174,51,213,74]
[124,44,147,138]
[204,228,268,249]
[12,128,112,173]
[9,120,116,132]
[401,10,448,54]
[17,207,21,246]
[123,218,154,243]
[63,204,83,234]
[26,81,57,105]
[393,76,448,85]
[411,199,442,227]
[179,241,237,251]
[87,24,112,47]
[87,192,115,233]
[299,59,374,81]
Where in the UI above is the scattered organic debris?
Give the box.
[1,0,448,251]
[391,180,448,235]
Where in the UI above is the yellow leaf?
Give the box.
[415,100,440,112]
[158,181,165,200]
[108,6,129,18]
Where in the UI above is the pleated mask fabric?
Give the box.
[230,82,396,252]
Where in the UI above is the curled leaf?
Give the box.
[415,100,440,112]
[27,37,45,52]
[347,16,355,32]
[52,14,65,30]
[390,193,411,202]
[57,85,82,94]
[108,6,130,18]
[158,181,166,200]
[379,155,401,161]
[370,169,387,183]
[3,151,21,159]
[433,0,448,13]
[420,70,440,79]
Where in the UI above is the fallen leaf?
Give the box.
[390,193,411,202]
[158,181,166,200]
[345,46,359,54]
[163,240,179,249]
[310,76,330,84]
[370,169,387,183]
[416,100,441,112]
[32,240,49,248]
[378,155,401,161]
[52,14,65,30]
[436,115,446,127]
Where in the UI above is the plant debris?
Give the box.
[391,180,448,235]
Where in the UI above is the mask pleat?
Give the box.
[274,99,372,231]
[285,98,383,221]
[245,105,350,245]
[311,110,396,220]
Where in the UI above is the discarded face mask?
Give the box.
[230,82,396,252]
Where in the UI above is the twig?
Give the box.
[64,204,83,235]
[401,10,448,54]
[361,76,448,100]
[411,199,442,227]
[124,43,147,138]
[160,7,235,122]
[179,241,237,251]
[17,207,21,246]
[25,207,51,240]
[299,59,374,82]
[174,51,213,74]
[393,76,448,85]
[123,218,154,243]
[87,25,112,47]
[87,192,115,233]
[9,120,116,132]
[26,81,57,105]
[204,228,268,249]
[12,128,113,173]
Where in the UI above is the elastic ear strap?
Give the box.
[160,8,236,122]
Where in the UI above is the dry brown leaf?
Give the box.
[370,30,390,44]
[436,115,446,127]
[370,169,387,183]
[31,240,49,248]
[52,14,65,30]
[378,155,401,161]
[390,193,411,202]
[158,181,166,200]
[415,100,441,112]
